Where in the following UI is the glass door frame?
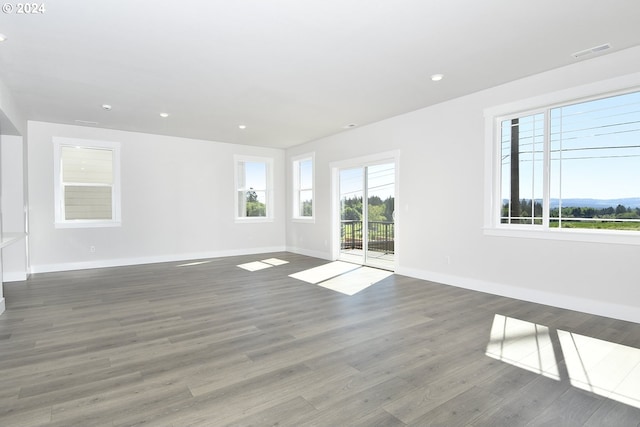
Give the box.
[330,150,400,271]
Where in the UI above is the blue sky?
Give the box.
[243,161,267,203]
[501,90,640,202]
[340,163,395,201]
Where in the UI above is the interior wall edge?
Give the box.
[0,79,27,136]
[396,266,640,325]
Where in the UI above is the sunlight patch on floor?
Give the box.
[176,260,213,267]
[288,261,359,284]
[261,258,289,266]
[486,314,560,380]
[288,261,391,295]
[486,313,640,409]
[237,258,289,272]
[237,261,273,272]
[317,266,393,296]
[559,330,640,408]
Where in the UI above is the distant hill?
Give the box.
[503,198,640,208]
[550,198,640,209]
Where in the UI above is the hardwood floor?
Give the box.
[1,252,639,426]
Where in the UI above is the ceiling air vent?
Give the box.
[572,43,611,59]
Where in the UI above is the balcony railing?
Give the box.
[341,220,394,253]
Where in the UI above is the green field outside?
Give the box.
[550,221,640,231]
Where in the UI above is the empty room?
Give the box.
[1,1,640,426]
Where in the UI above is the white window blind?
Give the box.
[62,146,114,220]
[53,138,121,227]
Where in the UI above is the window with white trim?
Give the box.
[53,138,121,228]
[235,155,273,221]
[292,154,314,220]
[496,89,640,232]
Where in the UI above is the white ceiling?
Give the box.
[1,0,639,148]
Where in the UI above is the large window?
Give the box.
[292,154,314,220]
[497,89,640,233]
[53,138,121,227]
[235,155,273,221]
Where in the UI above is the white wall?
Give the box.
[28,121,286,272]
[286,46,640,324]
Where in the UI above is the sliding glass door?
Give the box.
[339,162,395,270]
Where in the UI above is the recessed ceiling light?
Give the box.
[430,74,444,82]
[0,34,7,42]
[238,124,247,129]
[160,112,169,118]
[102,104,112,111]
[75,120,99,125]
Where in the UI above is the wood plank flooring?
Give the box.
[1,252,639,426]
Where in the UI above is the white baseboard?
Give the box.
[286,246,332,261]
[30,246,288,274]
[3,271,28,282]
[25,249,639,325]
[0,298,5,316]
[396,266,640,325]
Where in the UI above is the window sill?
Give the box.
[234,217,274,224]
[484,226,640,246]
[55,221,122,229]
[292,217,315,224]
